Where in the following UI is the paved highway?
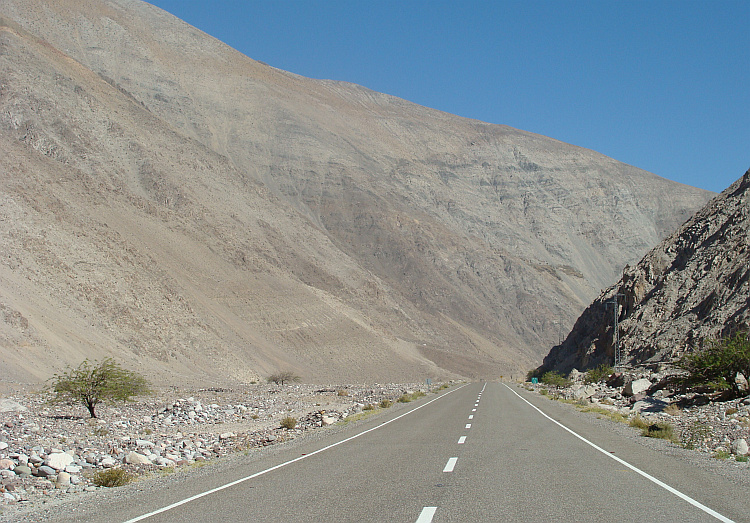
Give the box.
[59,383,748,522]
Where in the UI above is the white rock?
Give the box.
[100,457,117,468]
[124,451,152,465]
[571,384,596,400]
[45,452,75,471]
[136,439,155,448]
[623,378,652,397]
[731,438,749,456]
[321,415,337,426]
[64,464,82,474]
[0,442,8,450]
[56,471,71,486]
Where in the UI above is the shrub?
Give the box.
[678,332,750,397]
[363,404,375,411]
[713,450,731,460]
[397,391,426,403]
[726,407,739,416]
[48,358,151,418]
[337,389,348,396]
[379,399,392,409]
[267,371,302,386]
[584,364,614,384]
[663,403,681,416]
[93,468,135,487]
[736,455,749,462]
[540,371,571,388]
[280,416,297,429]
[629,415,649,430]
[642,422,677,442]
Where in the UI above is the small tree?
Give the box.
[267,371,301,386]
[584,364,614,384]
[540,371,571,389]
[48,358,151,418]
[678,332,750,397]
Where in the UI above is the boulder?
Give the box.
[0,399,27,412]
[124,451,152,465]
[45,452,75,471]
[13,465,31,476]
[55,471,71,487]
[623,378,652,397]
[0,459,15,470]
[606,373,625,388]
[571,385,596,400]
[34,465,56,478]
[731,438,749,456]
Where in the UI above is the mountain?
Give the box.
[0,0,712,387]
[542,169,750,374]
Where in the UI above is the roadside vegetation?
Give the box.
[47,358,151,418]
[678,331,750,397]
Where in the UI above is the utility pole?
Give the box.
[608,293,625,369]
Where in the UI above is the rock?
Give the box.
[0,459,15,470]
[623,378,652,397]
[45,452,75,471]
[568,369,585,383]
[13,465,31,476]
[321,415,337,426]
[100,457,117,468]
[730,438,749,456]
[55,472,71,487]
[124,451,152,465]
[571,384,596,400]
[606,373,625,388]
[64,464,82,474]
[0,442,8,450]
[34,465,56,478]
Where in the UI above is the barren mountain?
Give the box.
[0,0,712,387]
[542,169,750,374]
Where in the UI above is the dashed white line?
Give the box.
[121,385,467,522]
[458,436,467,444]
[443,457,458,472]
[468,414,474,419]
[416,506,437,523]
[465,423,472,429]
[472,408,477,412]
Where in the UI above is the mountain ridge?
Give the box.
[0,0,713,386]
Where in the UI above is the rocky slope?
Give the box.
[0,0,712,386]
[543,169,750,373]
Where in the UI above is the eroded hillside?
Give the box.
[0,1,712,386]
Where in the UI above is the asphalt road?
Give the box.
[56,382,749,522]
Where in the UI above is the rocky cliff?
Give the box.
[0,0,712,386]
[543,169,750,373]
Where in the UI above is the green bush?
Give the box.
[735,455,749,462]
[678,332,750,397]
[713,450,731,460]
[379,399,392,409]
[280,416,297,429]
[540,371,571,388]
[584,364,614,384]
[629,415,649,430]
[363,404,375,410]
[93,468,135,487]
[48,358,151,418]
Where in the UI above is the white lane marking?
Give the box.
[504,384,735,523]
[416,506,437,523]
[443,457,458,472]
[481,383,486,392]
[472,408,477,412]
[123,385,467,522]
[458,436,467,444]
[465,423,472,429]
[468,415,474,419]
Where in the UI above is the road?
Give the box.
[57,382,749,522]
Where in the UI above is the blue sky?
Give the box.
[147,1,748,193]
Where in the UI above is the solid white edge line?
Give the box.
[443,457,458,472]
[416,506,437,523]
[123,384,468,522]
[503,384,735,523]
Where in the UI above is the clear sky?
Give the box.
[146,0,748,193]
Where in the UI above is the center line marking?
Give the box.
[458,436,467,444]
[468,415,474,419]
[465,423,472,429]
[472,408,476,412]
[443,457,458,472]
[123,386,467,522]
[416,506,437,523]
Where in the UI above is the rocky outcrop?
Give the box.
[543,169,750,373]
